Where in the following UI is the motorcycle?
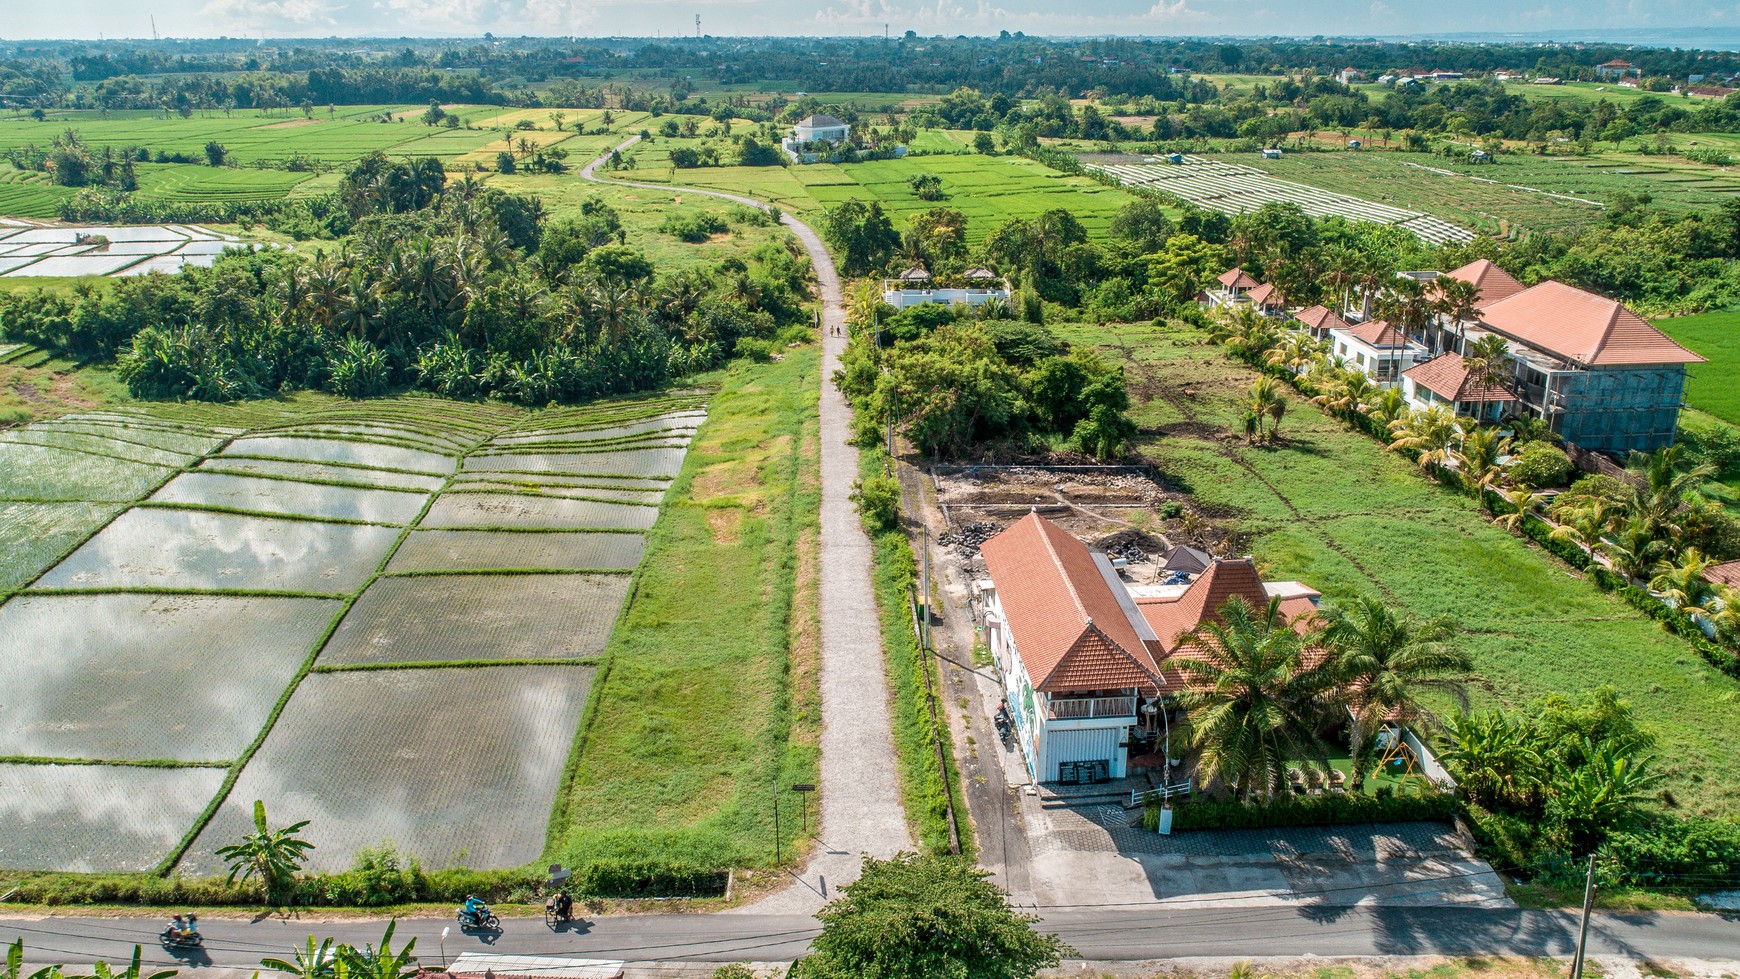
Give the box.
[457,905,501,931]
[160,928,203,949]
[994,701,1013,742]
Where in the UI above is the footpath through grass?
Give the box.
[1066,321,1740,817]
[546,348,822,871]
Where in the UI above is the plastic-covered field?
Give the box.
[151,472,431,524]
[0,764,226,871]
[0,594,339,761]
[35,508,401,593]
[0,501,122,591]
[463,448,690,479]
[180,665,595,874]
[0,443,175,501]
[221,436,457,475]
[197,457,447,493]
[387,529,646,573]
[321,574,631,663]
[420,494,658,530]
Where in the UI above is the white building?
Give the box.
[790,114,850,144]
[1329,319,1426,385]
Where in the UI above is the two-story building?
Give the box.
[1205,267,1260,307]
[1329,319,1426,385]
[978,513,1319,786]
[1292,304,1350,340]
[1400,352,1519,421]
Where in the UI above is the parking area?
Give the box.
[1018,793,1511,910]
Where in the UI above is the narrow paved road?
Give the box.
[582,139,911,911]
[10,907,1740,971]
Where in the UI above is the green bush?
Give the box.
[1507,441,1575,489]
[1144,791,1457,832]
[851,473,902,532]
[734,337,779,362]
[660,212,729,243]
[1599,817,1740,890]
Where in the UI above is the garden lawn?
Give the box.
[1068,321,1740,817]
[1653,308,1740,427]
[546,349,822,872]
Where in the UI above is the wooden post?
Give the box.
[1571,852,1597,979]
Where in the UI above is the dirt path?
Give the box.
[584,140,911,911]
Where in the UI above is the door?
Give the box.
[1045,726,1121,783]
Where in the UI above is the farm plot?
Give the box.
[151,472,431,524]
[0,593,339,761]
[34,508,402,593]
[321,574,631,664]
[180,665,595,875]
[0,501,122,592]
[197,457,448,493]
[1653,309,1740,428]
[387,529,647,573]
[1081,154,1475,245]
[0,764,226,872]
[421,493,659,530]
[464,448,691,479]
[221,435,459,475]
[0,443,177,502]
[0,223,246,278]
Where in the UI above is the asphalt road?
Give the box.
[8,906,1740,970]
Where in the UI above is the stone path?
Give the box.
[584,140,910,912]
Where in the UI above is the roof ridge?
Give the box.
[1035,515,1091,630]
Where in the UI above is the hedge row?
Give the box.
[2,859,726,908]
[1143,791,1458,832]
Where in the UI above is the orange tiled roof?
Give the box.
[1478,281,1705,367]
[1293,304,1350,333]
[1402,352,1518,403]
[1247,282,1286,306]
[980,513,1161,693]
[1441,259,1525,309]
[1137,559,1274,651]
[1217,267,1260,289]
[1706,559,1740,590]
[1343,319,1413,348]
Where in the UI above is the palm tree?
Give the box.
[1464,333,1512,389]
[1364,387,1408,430]
[215,800,315,905]
[1548,500,1612,560]
[1388,406,1462,474]
[1434,276,1482,355]
[1454,426,1511,495]
[1171,596,1339,800]
[1649,548,1717,612]
[1601,516,1665,581]
[1493,488,1537,532]
[1263,334,1318,373]
[1312,369,1376,417]
[1321,596,1469,787]
[1245,376,1287,444]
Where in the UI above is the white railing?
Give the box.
[1048,696,1136,720]
[1131,778,1193,807]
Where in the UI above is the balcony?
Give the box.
[1048,696,1137,720]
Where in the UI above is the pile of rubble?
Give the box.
[938,522,1000,555]
[1096,529,1166,566]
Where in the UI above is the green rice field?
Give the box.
[628,147,1135,242]
[1069,321,1740,818]
[1654,309,1740,427]
[0,385,715,873]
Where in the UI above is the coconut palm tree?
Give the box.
[1245,376,1288,444]
[1548,501,1612,560]
[1648,548,1717,612]
[1388,406,1463,474]
[1601,516,1665,581]
[1321,596,1469,787]
[1312,369,1376,417]
[1364,387,1408,430]
[1464,333,1512,389]
[1454,426,1512,495]
[1264,334,1319,373]
[1493,488,1537,532]
[1171,596,1340,800]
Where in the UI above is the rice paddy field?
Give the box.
[1067,321,1740,818]
[627,147,1134,242]
[1653,309,1740,427]
[1218,148,1740,235]
[0,385,715,873]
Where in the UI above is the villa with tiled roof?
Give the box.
[978,512,1318,785]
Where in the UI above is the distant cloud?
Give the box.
[368,0,598,33]
[201,0,343,32]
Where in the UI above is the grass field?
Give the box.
[1654,309,1740,427]
[1066,321,1740,818]
[626,147,1135,242]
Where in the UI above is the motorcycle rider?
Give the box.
[185,913,198,937]
[553,890,573,921]
[462,894,490,923]
[166,914,185,938]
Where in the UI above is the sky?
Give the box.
[7,0,1733,41]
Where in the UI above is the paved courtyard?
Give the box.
[1020,794,1511,910]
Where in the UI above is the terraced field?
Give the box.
[0,390,707,873]
[0,221,245,277]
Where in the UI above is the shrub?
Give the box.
[851,473,902,532]
[1507,441,1574,489]
[1144,791,1456,831]
[660,212,729,243]
[734,337,779,363]
[1599,817,1740,890]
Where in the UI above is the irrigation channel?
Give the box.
[583,138,913,910]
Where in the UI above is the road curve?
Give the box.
[582,138,912,912]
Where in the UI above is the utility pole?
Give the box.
[151,15,159,41]
[921,526,931,650]
[771,782,781,865]
[1570,852,1597,979]
[695,14,701,39]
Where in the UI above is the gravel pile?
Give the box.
[939,521,1000,554]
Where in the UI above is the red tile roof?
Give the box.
[1247,282,1286,307]
[1217,267,1260,289]
[1478,281,1705,367]
[1342,319,1413,348]
[1706,559,1740,590]
[1293,304,1350,333]
[1401,352,1518,403]
[980,513,1161,693]
[1137,559,1273,651]
[1442,259,1525,309]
